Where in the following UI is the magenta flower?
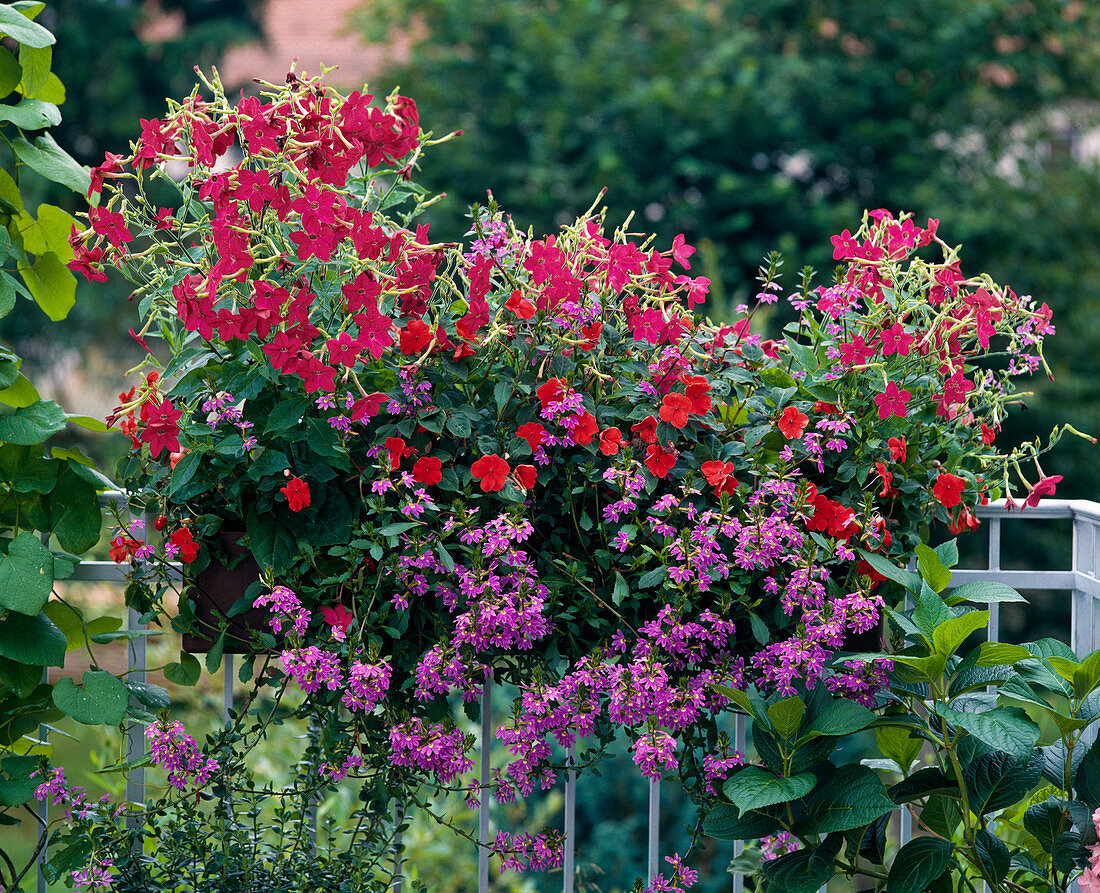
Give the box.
[873,380,912,419]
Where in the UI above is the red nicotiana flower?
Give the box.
[139,398,183,457]
[1025,474,1062,508]
[980,423,999,445]
[505,290,536,320]
[932,473,966,509]
[700,460,738,497]
[670,233,695,270]
[411,456,442,487]
[888,437,907,462]
[644,443,676,479]
[351,392,389,421]
[874,380,912,420]
[776,406,809,440]
[281,476,311,512]
[948,506,981,535]
[598,427,622,456]
[580,321,602,350]
[471,454,510,492]
[631,416,658,445]
[659,393,692,429]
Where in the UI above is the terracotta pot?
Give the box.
[182,529,268,654]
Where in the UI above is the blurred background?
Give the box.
[7,0,1100,889]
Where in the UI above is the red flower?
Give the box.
[321,604,354,635]
[776,406,809,440]
[598,427,622,456]
[515,464,537,489]
[169,528,199,563]
[681,375,712,414]
[980,423,999,445]
[385,436,414,471]
[516,422,547,452]
[701,460,738,497]
[412,456,442,486]
[948,506,981,535]
[281,476,311,512]
[644,443,676,479]
[505,290,536,320]
[813,401,841,415]
[138,398,183,458]
[471,454,510,492]
[631,416,658,444]
[351,392,389,421]
[1025,474,1062,508]
[571,411,599,445]
[659,393,692,429]
[874,462,895,497]
[399,319,433,355]
[580,321,602,349]
[888,437,907,463]
[874,381,912,420]
[536,378,566,410]
[932,473,966,509]
[110,536,143,564]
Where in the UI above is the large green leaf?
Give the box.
[886,837,954,893]
[0,46,22,96]
[964,750,1043,816]
[12,133,89,194]
[20,203,75,260]
[974,829,1009,884]
[164,651,201,686]
[0,372,39,407]
[701,801,782,840]
[50,467,101,553]
[0,4,55,47]
[947,581,1028,605]
[916,543,952,592]
[0,609,64,665]
[0,443,58,492]
[52,669,127,725]
[761,837,840,893]
[0,529,53,614]
[767,696,806,739]
[932,610,989,656]
[16,41,47,96]
[934,703,1039,761]
[724,767,815,812]
[798,764,896,834]
[804,698,876,737]
[41,601,120,652]
[18,250,75,320]
[0,397,64,443]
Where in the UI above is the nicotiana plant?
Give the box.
[41,65,1090,890]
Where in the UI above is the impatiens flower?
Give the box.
[700,460,738,497]
[681,374,712,414]
[385,436,415,470]
[399,319,434,355]
[980,423,999,445]
[536,377,566,410]
[168,527,200,563]
[516,422,547,452]
[874,462,895,497]
[888,437,907,462]
[281,476,311,511]
[1025,474,1062,508]
[412,456,442,486]
[659,393,692,429]
[320,604,354,641]
[777,406,809,439]
[631,415,658,444]
[110,535,143,563]
[645,443,676,479]
[505,289,536,319]
[471,454,510,491]
[515,464,537,489]
[599,426,622,455]
[932,472,966,509]
[874,380,912,420]
[570,411,598,445]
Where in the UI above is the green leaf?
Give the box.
[886,837,954,893]
[798,764,896,834]
[855,548,920,593]
[21,203,75,261]
[1076,746,1100,805]
[125,679,169,710]
[875,725,923,772]
[933,540,959,569]
[0,47,22,96]
[0,95,56,130]
[41,601,120,651]
[611,571,628,605]
[724,767,815,811]
[975,642,1031,667]
[932,610,989,656]
[0,397,64,443]
[761,838,839,893]
[935,703,1040,761]
[0,529,53,614]
[50,467,101,553]
[804,698,876,737]
[1023,799,1069,851]
[164,651,201,686]
[12,133,89,194]
[974,829,1009,884]
[888,767,959,803]
[921,795,962,838]
[947,581,1028,604]
[52,670,127,725]
[638,566,666,588]
[913,585,950,640]
[28,70,60,104]
[18,250,75,320]
[767,696,806,739]
[0,609,64,665]
[63,414,109,433]
[0,372,38,407]
[964,750,1043,816]
[702,802,781,840]
[0,4,54,47]
[16,41,47,96]
[916,543,952,592]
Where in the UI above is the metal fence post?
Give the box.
[478,683,491,893]
[647,777,660,884]
[563,745,576,893]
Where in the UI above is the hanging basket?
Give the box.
[182,529,267,654]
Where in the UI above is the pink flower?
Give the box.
[874,380,912,419]
[321,604,354,641]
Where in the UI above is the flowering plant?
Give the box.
[67,66,1086,888]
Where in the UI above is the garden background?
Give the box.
[6,0,1100,889]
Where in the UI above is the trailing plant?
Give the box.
[54,64,1087,889]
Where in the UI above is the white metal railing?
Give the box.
[27,496,1100,891]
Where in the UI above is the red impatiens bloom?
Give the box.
[980,423,999,445]
[700,460,738,497]
[139,398,183,457]
[631,416,658,444]
[644,443,676,479]
[109,535,143,564]
[681,374,712,414]
[570,411,599,446]
[385,436,415,471]
[1025,474,1062,508]
[536,378,566,411]
[516,422,547,452]
[659,393,692,429]
[932,473,966,509]
[471,454,510,492]
[169,527,200,563]
[399,319,434,355]
[874,380,912,420]
[411,456,442,487]
[888,437,907,463]
[281,476,311,512]
[514,464,537,490]
[776,406,809,439]
[505,290,536,320]
[598,427,622,456]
